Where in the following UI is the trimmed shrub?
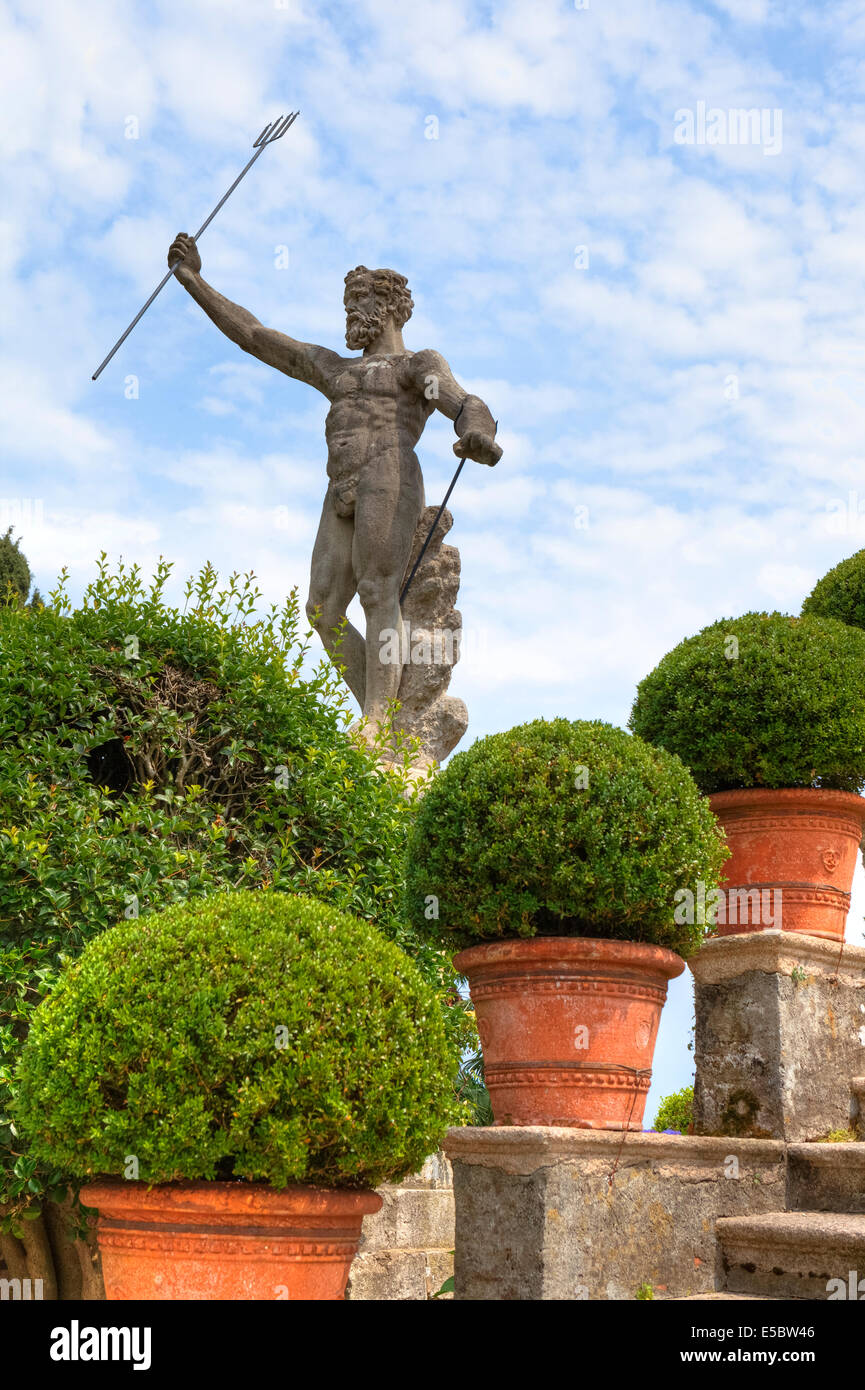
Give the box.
[405,718,728,956]
[629,612,865,794]
[803,549,865,632]
[15,891,462,1190]
[652,1085,694,1134]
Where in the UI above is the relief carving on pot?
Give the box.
[476,1015,493,1051]
[821,848,840,874]
[635,1017,653,1050]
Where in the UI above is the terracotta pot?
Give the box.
[454,936,684,1129]
[709,788,865,942]
[79,1180,382,1301]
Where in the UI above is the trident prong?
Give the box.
[254,113,298,147]
[92,113,301,380]
[273,112,298,139]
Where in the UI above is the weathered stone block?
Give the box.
[787,1142,865,1213]
[690,932,865,1142]
[345,1153,454,1301]
[358,1187,455,1252]
[717,1211,865,1298]
[346,1248,453,1301]
[444,1127,785,1301]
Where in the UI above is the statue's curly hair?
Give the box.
[344,266,414,328]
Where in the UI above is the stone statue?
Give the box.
[168,237,501,763]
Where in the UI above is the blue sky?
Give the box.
[3,0,865,1114]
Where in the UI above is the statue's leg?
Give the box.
[352,452,424,735]
[306,492,366,707]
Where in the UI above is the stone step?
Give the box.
[717,1211,865,1299]
[346,1248,453,1301]
[357,1184,454,1253]
[787,1142,865,1213]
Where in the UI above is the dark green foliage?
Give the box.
[456,1049,493,1126]
[0,528,31,603]
[405,718,728,956]
[802,549,865,632]
[15,892,462,1189]
[0,557,473,1231]
[652,1084,694,1134]
[629,612,865,794]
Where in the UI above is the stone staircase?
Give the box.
[685,1142,865,1300]
[346,1152,454,1300]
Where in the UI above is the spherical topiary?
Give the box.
[14,891,461,1190]
[405,718,728,957]
[802,550,865,632]
[629,611,865,794]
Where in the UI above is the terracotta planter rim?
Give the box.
[79,1178,383,1220]
[709,787,865,819]
[453,934,685,981]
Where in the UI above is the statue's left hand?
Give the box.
[455,431,502,467]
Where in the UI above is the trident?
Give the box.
[91,113,299,381]
[400,418,499,606]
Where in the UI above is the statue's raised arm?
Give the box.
[168,234,342,398]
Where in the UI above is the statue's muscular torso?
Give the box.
[321,350,436,516]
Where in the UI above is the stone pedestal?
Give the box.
[443,1128,784,1300]
[690,931,865,1142]
[394,506,467,769]
[345,1153,454,1300]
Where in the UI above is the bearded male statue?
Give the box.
[168,233,501,749]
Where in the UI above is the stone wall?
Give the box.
[444,1128,787,1301]
[346,1152,454,1300]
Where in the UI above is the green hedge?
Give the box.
[0,558,474,1233]
[15,892,462,1190]
[405,718,727,956]
[803,549,865,632]
[629,612,865,794]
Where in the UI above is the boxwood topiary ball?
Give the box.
[803,549,865,632]
[14,891,461,1190]
[630,611,865,795]
[405,718,728,956]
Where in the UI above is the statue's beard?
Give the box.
[345,304,389,349]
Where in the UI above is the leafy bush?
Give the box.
[0,527,31,603]
[405,718,727,955]
[802,549,865,632]
[1,558,473,1231]
[15,892,461,1189]
[629,612,865,794]
[652,1085,694,1134]
[456,1049,493,1126]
